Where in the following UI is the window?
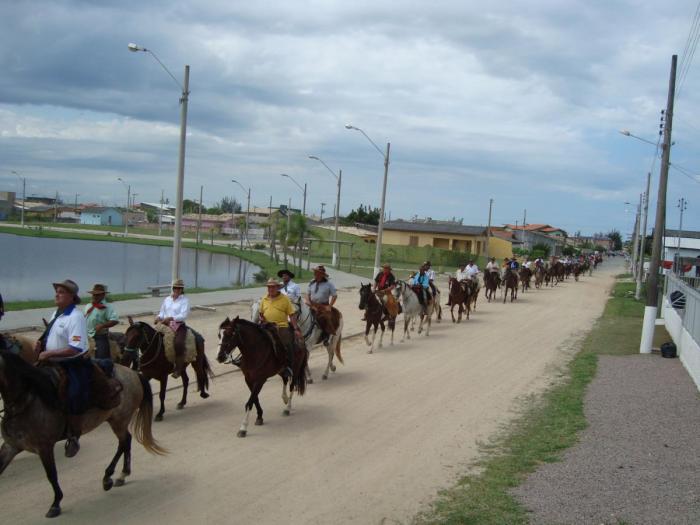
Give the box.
[409,235,418,247]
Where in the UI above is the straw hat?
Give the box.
[312,265,328,276]
[171,279,185,288]
[53,279,79,296]
[88,283,109,295]
[265,278,282,287]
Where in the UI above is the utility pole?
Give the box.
[12,171,25,227]
[485,198,493,258]
[197,185,203,244]
[320,202,326,222]
[676,197,687,265]
[631,194,641,279]
[640,54,676,354]
[159,189,164,236]
[285,197,291,269]
[522,209,527,249]
[635,172,652,300]
[54,191,59,223]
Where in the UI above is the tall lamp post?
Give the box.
[128,42,190,282]
[117,177,130,237]
[11,170,25,227]
[308,155,342,267]
[232,179,251,249]
[281,174,307,272]
[346,124,390,278]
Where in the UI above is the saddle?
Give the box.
[154,323,198,364]
[376,290,399,317]
[260,323,294,361]
[87,337,122,361]
[311,304,342,336]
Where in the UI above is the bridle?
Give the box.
[126,323,163,369]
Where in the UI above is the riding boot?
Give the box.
[65,415,82,458]
[171,325,187,378]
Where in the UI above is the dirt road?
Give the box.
[0,262,620,524]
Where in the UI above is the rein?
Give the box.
[294,299,318,340]
[131,325,164,369]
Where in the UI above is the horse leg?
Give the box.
[450,303,456,323]
[368,324,378,354]
[102,435,125,492]
[364,320,372,347]
[322,341,333,379]
[0,443,20,476]
[378,321,386,348]
[156,377,167,421]
[177,367,189,410]
[282,376,294,416]
[282,376,290,405]
[39,447,63,518]
[239,379,265,437]
[106,418,133,488]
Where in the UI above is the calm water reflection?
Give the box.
[1,233,260,301]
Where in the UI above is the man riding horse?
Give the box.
[84,283,119,361]
[258,278,303,379]
[372,262,399,318]
[278,269,301,302]
[305,265,341,344]
[412,264,433,315]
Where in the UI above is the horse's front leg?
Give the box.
[364,320,372,347]
[39,446,63,518]
[239,379,265,437]
[0,442,20,476]
[282,377,294,416]
[102,434,126,491]
[177,367,189,410]
[322,343,333,380]
[378,321,386,348]
[156,377,167,421]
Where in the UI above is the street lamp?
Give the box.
[11,170,25,227]
[281,173,307,272]
[308,155,342,267]
[231,179,251,250]
[128,42,190,282]
[346,124,390,278]
[619,130,659,147]
[117,178,130,236]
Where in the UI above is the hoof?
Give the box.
[176,403,185,410]
[200,392,210,399]
[115,478,126,487]
[322,374,328,380]
[282,409,290,416]
[367,349,373,354]
[103,478,114,491]
[154,413,164,422]
[237,430,247,438]
[330,365,336,372]
[307,378,314,384]
[46,506,61,519]
[255,418,264,426]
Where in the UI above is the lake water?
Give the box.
[0,233,261,301]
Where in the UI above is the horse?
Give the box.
[466,277,480,312]
[519,267,532,293]
[447,277,469,323]
[0,332,38,363]
[123,318,212,421]
[252,298,343,381]
[217,317,308,437]
[359,284,396,352]
[0,351,166,518]
[534,265,545,289]
[503,268,519,303]
[483,271,500,302]
[394,280,439,340]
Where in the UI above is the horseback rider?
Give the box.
[373,262,396,292]
[155,279,190,379]
[84,284,119,361]
[259,278,303,379]
[278,269,301,302]
[412,264,432,315]
[424,260,439,298]
[486,257,500,277]
[465,259,480,282]
[455,262,469,282]
[305,265,340,342]
[509,256,520,272]
[36,279,89,458]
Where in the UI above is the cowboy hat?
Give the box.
[88,283,109,295]
[382,263,392,270]
[171,278,185,288]
[265,278,282,287]
[53,279,79,296]
[312,265,328,276]
[277,269,295,279]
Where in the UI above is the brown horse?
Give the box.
[534,266,545,289]
[359,284,396,352]
[503,268,519,303]
[519,267,532,292]
[483,271,500,302]
[0,351,166,518]
[447,277,469,323]
[217,317,308,437]
[0,332,38,362]
[123,318,212,421]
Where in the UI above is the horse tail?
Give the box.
[293,347,308,396]
[133,374,168,455]
[196,349,214,394]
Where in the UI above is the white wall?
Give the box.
[663,298,700,391]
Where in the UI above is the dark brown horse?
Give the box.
[534,265,545,289]
[484,271,500,302]
[503,268,519,303]
[123,319,212,421]
[217,317,308,437]
[519,267,532,292]
[359,284,396,352]
[447,277,469,322]
[0,351,166,518]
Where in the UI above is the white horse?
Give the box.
[394,280,440,341]
[251,297,343,382]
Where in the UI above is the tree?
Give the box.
[218,196,242,214]
[532,242,551,258]
[607,229,623,251]
[182,199,199,214]
[342,204,380,225]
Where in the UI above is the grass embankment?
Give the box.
[416,278,668,524]
[1,225,293,310]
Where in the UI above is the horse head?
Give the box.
[358,283,372,310]
[217,316,240,363]
[124,320,155,354]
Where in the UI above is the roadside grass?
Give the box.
[415,278,657,525]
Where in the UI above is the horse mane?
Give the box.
[0,351,61,410]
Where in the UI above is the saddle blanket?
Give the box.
[155,323,198,364]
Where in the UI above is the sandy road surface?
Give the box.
[0,263,620,524]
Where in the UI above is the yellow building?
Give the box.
[382,220,512,259]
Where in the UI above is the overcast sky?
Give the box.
[1,0,699,236]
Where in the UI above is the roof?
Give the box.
[491,230,515,241]
[82,206,120,213]
[665,229,700,240]
[504,223,550,231]
[383,219,486,236]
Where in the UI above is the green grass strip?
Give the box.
[415,279,647,524]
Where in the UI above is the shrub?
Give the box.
[253,270,268,283]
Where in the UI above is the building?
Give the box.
[503,223,565,255]
[664,229,700,276]
[382,218,513,259]
[0,191,16,220]
[80,207,123,226]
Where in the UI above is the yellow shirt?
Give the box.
[260,294,295,328]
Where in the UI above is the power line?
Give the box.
[669,162,700,184]
[677,0,700,98]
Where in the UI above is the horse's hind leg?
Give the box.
[177,368,190,409]
[282,378,294,416]
[156,377,167,421]
[239,380,265,437]
[0,442,20,475]
[39,447,63,518]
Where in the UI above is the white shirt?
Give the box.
[281,280,301,301]
[486,261,499,273]
[426,268,436,281]
[523,261,532,269]
[46,305,88,354]
[455,268,469,281]
[158,294,190,322]
[466,264,479,278]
